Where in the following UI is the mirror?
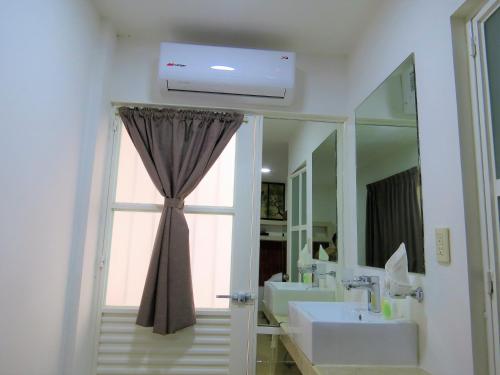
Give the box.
[355,54,425,274]
[312,132,338,262]
[257,118,340,329]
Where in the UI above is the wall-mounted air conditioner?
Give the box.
[158,43,296,105]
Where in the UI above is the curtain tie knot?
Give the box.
[164,197,184,209]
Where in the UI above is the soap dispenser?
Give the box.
[382,290,393,320]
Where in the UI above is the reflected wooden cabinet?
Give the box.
[258,240,287,286]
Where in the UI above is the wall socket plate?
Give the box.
[435,228,451,264]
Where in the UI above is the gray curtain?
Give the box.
[365,167,424,273]
[118,107,243,334]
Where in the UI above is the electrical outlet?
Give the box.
[436,228,450,264]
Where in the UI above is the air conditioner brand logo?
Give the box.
[281,56,289,60]
[166,62,187,67]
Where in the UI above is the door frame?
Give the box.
[468,1,500,373]
[226,113,262,375]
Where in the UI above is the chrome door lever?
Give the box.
[216,292,254,304]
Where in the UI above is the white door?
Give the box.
[469,1,500,373]
[94,113,262,375]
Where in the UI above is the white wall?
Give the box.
[312,185,337,227]
[288,121,339,173]
[61,22,117,375]
[109,37,349,116]
[343,1,476,374]
[0,1,113,374]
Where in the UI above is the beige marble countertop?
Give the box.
[314,365,429,375]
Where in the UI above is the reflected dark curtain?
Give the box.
[119,107,243,334]
[365,167,424,273]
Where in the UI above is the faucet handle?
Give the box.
[321,270,336,278]
[358,275,379,284]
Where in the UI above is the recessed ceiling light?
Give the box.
[210,65,235,71]
[261,167,271,173]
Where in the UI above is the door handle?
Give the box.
[216,292,254,304]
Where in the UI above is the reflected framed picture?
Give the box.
[261,182,286,220]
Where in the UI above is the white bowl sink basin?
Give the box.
[288,301,418,366]
[263,282,335,316]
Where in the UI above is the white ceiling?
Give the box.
[93,0,383,55]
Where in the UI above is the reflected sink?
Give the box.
[288,301,418,366]
[263,282,335,316]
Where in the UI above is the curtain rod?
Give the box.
[115,114,250,125]
[114,106,249,123]
[111,101,347,124]
[115,112,248,124]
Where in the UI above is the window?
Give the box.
[103,120,236,309]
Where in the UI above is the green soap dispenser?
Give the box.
[382,291,392,319]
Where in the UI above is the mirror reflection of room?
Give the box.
[258,118,340,324]
[355,55,425,274]
[312,132,338,263]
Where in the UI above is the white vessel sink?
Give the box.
[288,301,418,366]
[263,282,335,316]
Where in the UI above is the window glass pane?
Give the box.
[485,8,500,177]
[186,137,235,206]
[301,172,307,225]
[115,128,162,204]
[187,214,232,309]
[105,211,232,309]
[291,231,299,281]
[291,176,299,226]
[300,230,307,249]
[115,125,236,206]
[106,211,161,306]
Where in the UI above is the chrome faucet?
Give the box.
[342,275,381,313]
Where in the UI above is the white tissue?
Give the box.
[297,244,311,268]
[318,244,329,261]
[268,272,283,282]
[384,243,413,296]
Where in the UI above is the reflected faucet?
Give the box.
[299,264,318,287]
[298,264,336,288]
[342,275,381,313]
